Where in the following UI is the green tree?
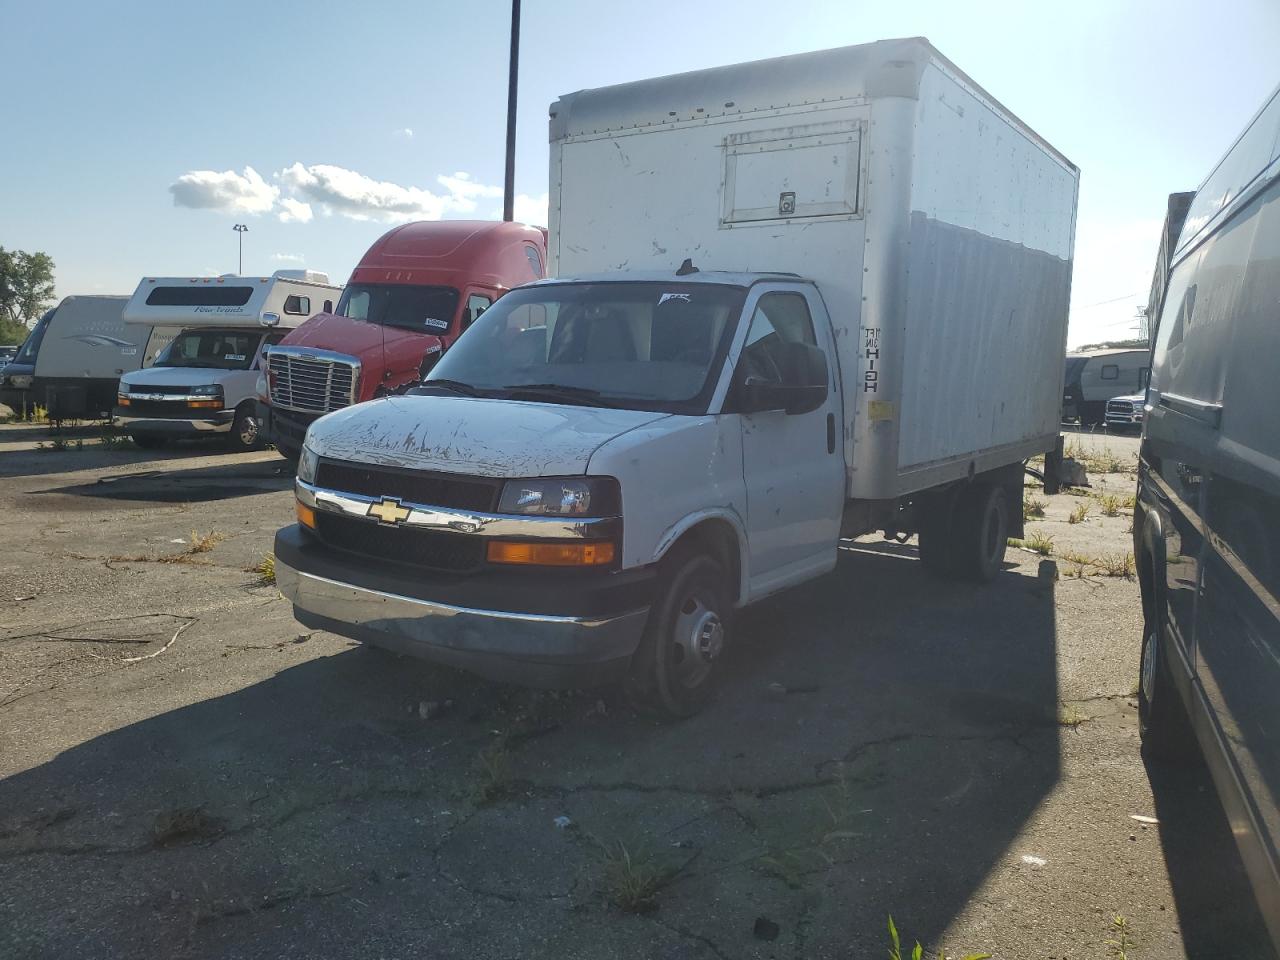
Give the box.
[0,247,56,344]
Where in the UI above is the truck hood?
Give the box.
[122,365,240,389]
[279,314,440,365]
[305,394,671,478]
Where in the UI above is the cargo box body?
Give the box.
[549,37,1078,500]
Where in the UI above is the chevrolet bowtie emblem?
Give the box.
[367,497,411,524]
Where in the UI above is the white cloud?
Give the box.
[275,162,508,223]
[271,253,305,264]
[512,192,549,228]
[392,127,414,139]
[278,197,314,224]
[170,166,278,215]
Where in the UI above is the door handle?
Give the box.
[826,413,835,454]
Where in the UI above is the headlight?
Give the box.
[497,477,619,517]
[189,384,223,397]
[297,445,319,485]
[10,374,32,389]
[255,373,268,403]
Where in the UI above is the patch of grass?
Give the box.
[1024,531,1055,556]
[888,915,991,960]
[1023,496,1046,520]
[253,552,276,585]
[98,431,133,451]
[1099,495,1122,517]
[1068,501,1090,525]
[467,739,512,807]
[31,404,48,424]
[597,838,678,914]
[1096,553,1135,579]
[1058,704,1091,728]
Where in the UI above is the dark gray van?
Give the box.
[1136,82,1280,947]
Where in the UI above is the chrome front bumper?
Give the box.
[113,410,234,434]
[276,554,649,687]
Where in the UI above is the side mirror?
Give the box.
[260,312,280,328]
[738,342,828,415]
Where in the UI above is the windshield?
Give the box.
[154,329,263,370]
[14,309,55,364]
[336,283,460,333]
[425,282,746,414]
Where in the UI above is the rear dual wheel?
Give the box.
[918,484,1009,582]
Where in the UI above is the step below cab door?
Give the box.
[725,284,845,599]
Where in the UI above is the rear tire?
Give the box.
[951,484,1010,582]
[625,552,730,720]
[227,405,262,452]
[1138,598,1195,762]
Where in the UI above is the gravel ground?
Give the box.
[0,421,1273,959]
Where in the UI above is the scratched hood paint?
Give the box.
[122,365,238,389]
[305,394,671,478]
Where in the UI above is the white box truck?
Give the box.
[115,271,341,450]
[274,37,1079,716]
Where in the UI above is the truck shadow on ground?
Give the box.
[1146,755,1278,959]
[30,459,295,504]
[0,543,1062,958]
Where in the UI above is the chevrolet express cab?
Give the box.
[274,38,1079,717]
[115,271,339,450]
[260,220,547,460]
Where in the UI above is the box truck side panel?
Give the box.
[896,63,1077,486]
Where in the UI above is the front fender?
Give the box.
[653,507,751,603]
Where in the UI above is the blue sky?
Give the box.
[1,0,1276,346]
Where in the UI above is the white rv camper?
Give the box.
[115,271,341,450]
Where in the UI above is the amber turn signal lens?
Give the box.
[186,399,223,409]
[117,395,130,406]
[486,540,615,567]
[296,501,317,529]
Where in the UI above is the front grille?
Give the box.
[268,352,357,414]
[315,460,500,512]
[315,512,484,573]
[1106,400,1137,414]
[131,384,196,396]
[125,399,210,417]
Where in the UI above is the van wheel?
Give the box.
[227,406,262,452]
[130,434,165,450]
[625,552,730,720]
[1138,601,1195,761]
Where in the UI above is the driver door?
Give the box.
[732,286,845,598]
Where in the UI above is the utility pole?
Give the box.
[502,0,520,221]
[233,223,248,274]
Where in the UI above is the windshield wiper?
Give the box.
[500,383,625,408]
[417,378,485,397]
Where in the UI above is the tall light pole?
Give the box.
[502,0,520,221]
[233,223,248,275]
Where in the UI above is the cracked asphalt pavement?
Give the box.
[0,423,1274,959]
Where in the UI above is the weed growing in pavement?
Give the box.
[1058,705,1091,728]
[187,529,226,554]
[1063,438,1135,476]
[1024,531,1055,556]
[252,552,276,585]
[596,838,681,914]
[1099,495,1122,517]
[755,770,864,889]
[1068,502,1090,524]
[1023,496,1046,520]
[30,404,48,424]
[887,915,991,960]
[98,431,134,451]
[467,739,512,807]
[1096,553,1135,579]
[1106,915,1133,960]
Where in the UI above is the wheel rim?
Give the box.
[239,415,258,446]
[1141,624,1159,705]
[668,588,723,691]
[982,497,1005,566]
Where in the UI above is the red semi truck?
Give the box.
[260,220,547,459]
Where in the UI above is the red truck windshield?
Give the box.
[336,283,460,334]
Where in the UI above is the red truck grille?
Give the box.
[268,351,357,414]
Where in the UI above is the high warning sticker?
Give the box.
[862,327,880,393]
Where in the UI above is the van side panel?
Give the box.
[896,63,1077,484]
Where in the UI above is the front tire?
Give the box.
[227,405,262,452]
[625,552,730,720]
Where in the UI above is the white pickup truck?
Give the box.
[274,38,1079,717]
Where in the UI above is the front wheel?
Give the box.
[227,406,262,452]
[625,552,730,720]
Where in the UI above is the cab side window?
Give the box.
[463,294,492,331]
[284,295,310,315]
[739,293,819,386]
[524,245,544,279]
